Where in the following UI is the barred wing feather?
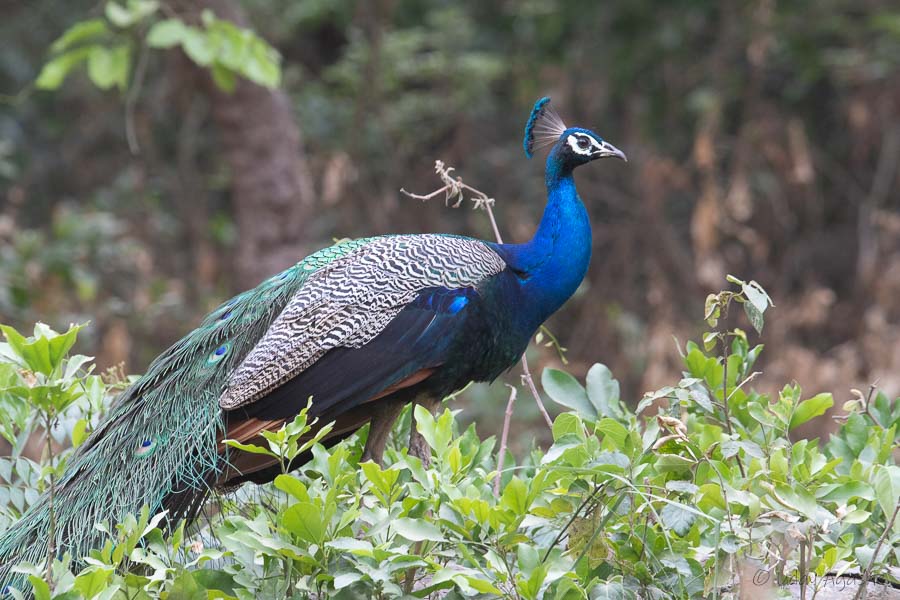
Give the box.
[219,234,506,411]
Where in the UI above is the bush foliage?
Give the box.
[0,282,897,599]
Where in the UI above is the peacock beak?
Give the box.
[595,140,627,162]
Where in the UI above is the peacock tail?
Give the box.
[0,237,372,581]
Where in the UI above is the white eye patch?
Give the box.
[566,133,601,156]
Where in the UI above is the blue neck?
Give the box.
[495,155,592,327]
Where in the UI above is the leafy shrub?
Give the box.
[0,281,897,599]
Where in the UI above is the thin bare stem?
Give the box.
[854,498,900,600]
[720,336,746,478]
[44,411,57,585]
[125,35,150,155]
[521,356,553,429]
[494,385,518,495]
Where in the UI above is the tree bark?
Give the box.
[174,0,316,289]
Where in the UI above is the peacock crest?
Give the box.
[523,96,567,158]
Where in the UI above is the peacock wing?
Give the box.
[218,234,507,413]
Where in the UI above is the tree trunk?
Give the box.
[174,0,316,289]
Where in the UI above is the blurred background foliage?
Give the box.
[1,0,899,449]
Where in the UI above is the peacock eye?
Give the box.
[578,136,590,149]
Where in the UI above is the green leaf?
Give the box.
[71,418,89,447]
[222,439,275,457]
[790,393,833,430]
[1,324,51,374]
[87,45,131,91]
[744,301,764,334]
[74,567,113,597]
[742,280,772,314]
[661,502,696,536]
[819,481,875,503]
[105,0,159,28]
[282,501,325,544]
[842,413,868,455]
[28,575,51,600]
[597,418,628,450]
[392,517,443,542]
[464,576,504,595]
[273,474,309,502]
[501,476,528,514]
[210,63,237,93]
[655,453,696,473]
[872,465,899,524]
[585,363,621,418]
[666,480,699,494]
[51,19,109,53]
[551,412,584,441]
[36,47,94,90]
[181,28,215,66]
[542,368,594,419]
[773,484,818,519]
[333,571,362,589]
[146,19,188,48]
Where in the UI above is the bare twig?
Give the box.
[854,498,900,600]
[494,385,518,495]
[720,336,746,478]
[521,355,554,429]
[401,161,556,464]
[125,35,150,155]
[43,412,57,586]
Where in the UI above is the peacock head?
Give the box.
[523,97,626,172]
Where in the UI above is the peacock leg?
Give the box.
[409,397,441,467]
[361,400,404,465]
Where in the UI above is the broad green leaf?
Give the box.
[71,418,89,447]
[819,481,875,503]
[842,413,869,455]
[666,480,699,494]
[211,63,237,93]
[28,575,51,600]
[660,502,696,536]
[87,45,130,91]
[551,412,584,441]
[655,453,695,473]
[74,567,113,597]
[501,476,528,514]
[51,19,108,53]
[872,465,899,525]
[744,301,764,334]
[392,517,443,542]
[773,484,818,519]
[597,418,628,450]
[790,393,833,430]
[146,19,188,48]
[283,501,325,544]
[222,439,275,457]
[742,280,772,314]
[590,581,628,600]
[181,28,215,66]
[333,571,362,589]
[105,1,159,28]
[464,576,504,595]
[542,368,594,419]
[585,363,621,418]
[273,475,309,502]
[36,47,95,90]
[326,538,373,554]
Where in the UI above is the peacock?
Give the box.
[0,97,626,586]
